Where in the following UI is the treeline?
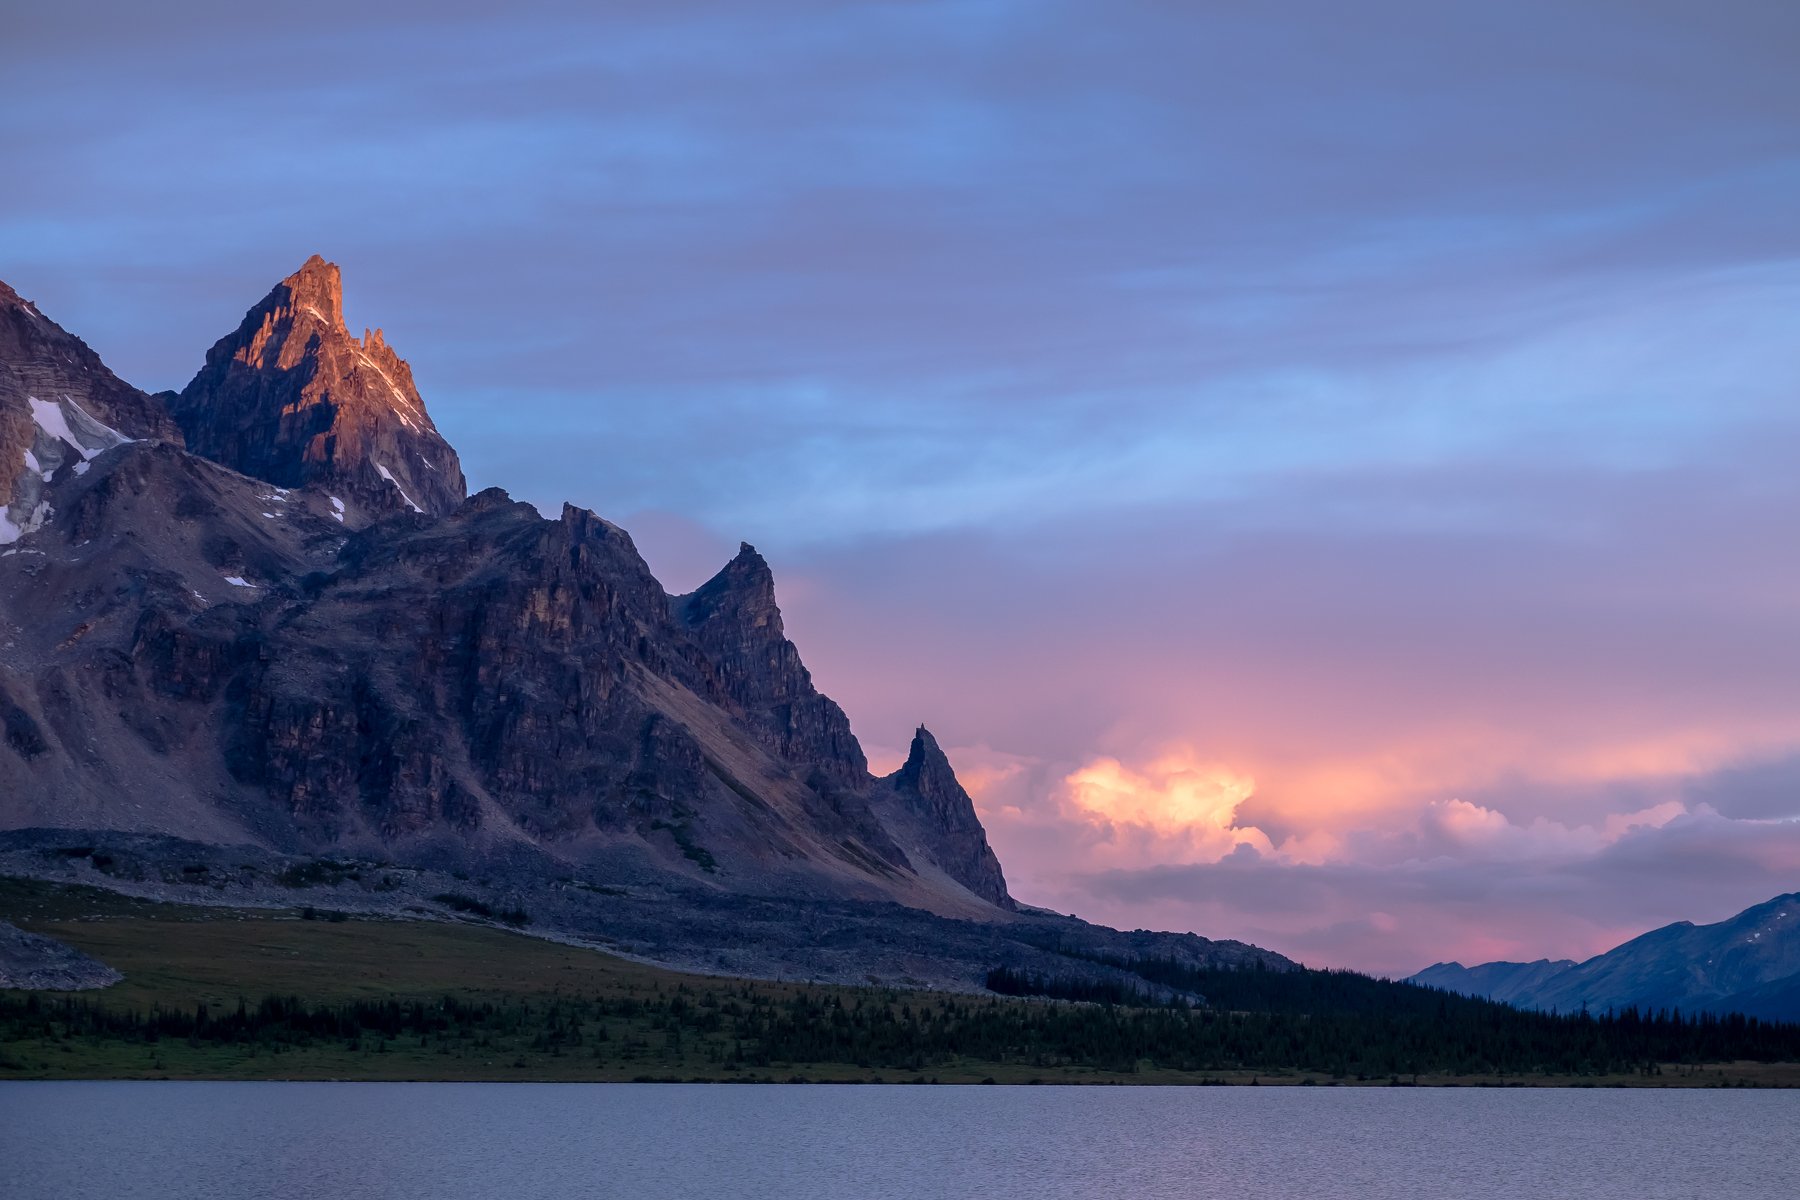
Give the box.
[2,993,516,1050]
[7,978,1800,1079]
[985,967,1152,1007]
[1009,948,1554,1017]
[748,988,1800,1078]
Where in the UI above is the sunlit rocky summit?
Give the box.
[168,256,464,521]
[0,259,1285,989]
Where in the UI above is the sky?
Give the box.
[4,0,1798,975]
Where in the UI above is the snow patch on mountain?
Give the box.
[4,395,136,544]
[375,462,423,513]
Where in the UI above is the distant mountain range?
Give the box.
[1408,893,1800,1021]
[1408,958,1578,1008]
[0,257,1289,991]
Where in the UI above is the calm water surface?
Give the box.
[2,1082,1791,1199]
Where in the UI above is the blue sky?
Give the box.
[5,0,1799,972]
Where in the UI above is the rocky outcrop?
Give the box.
[0,280,181,540]
[0,920,121,990]
[872,726,1014,909]
[0,260,1025,925]
[0,444,931,904]
[169,256,466,523]
[675,543,870,790]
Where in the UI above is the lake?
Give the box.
[2,1082,1791,1199]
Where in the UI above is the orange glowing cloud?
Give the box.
[1058,752,1273,864]
[961,739,1704,885]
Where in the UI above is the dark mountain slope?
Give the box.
[1528,894,1800,1017]
[1411,893,1800,1020]
[1,280,182,544]
[0,262,1012,919]
[674,543,870,792]
[0,441,358,843]
[870,726,1014,908]
[1408,959,1577,1006]
[0,258,1313,990]
[0,446,962,910]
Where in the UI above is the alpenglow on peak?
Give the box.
[168,256,466,521]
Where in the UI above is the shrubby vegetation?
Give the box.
[4,879,1793,1084]
[7,971,1799,1081]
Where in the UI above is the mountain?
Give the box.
[1408,893,1800,1020]
[871,726,1013,908]
[168,256,465,522]
[1407,959,1577,1007]
[1,280,184,544]
[0,257,1292,990]
[672,542,873,793]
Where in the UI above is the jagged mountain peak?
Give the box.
[677,542,783,638]
[897,725,960,790]
[881,725,1014,909]
[270,254,344,328]
[170,257,467,521]
[2,264,1045,974]
[674,543,868,788]
[464,485,518,514]
[907,723,946,757]
[0,277,184,539]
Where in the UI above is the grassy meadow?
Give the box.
[4,877,1796,1087]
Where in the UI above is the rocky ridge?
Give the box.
[0,258,1017,920]
[872,726,1013,908]
[1409,893,1800,1021]
[0,280,183,543]
[0,257,1296,989]
[1407,959,1578,1007]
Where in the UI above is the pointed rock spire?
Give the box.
[885,724,1014,908]
[169,256,466,521]
[678,543,779,633]
[282,254,344,327]
[896,724,952,787]
[675,542,869,788]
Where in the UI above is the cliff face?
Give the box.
[873,726,1014,909]
[0,280,182,541]
[169,256,466,523]
[209,490,909,882]
[675,544,870,791]
[0,261,1015,917]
